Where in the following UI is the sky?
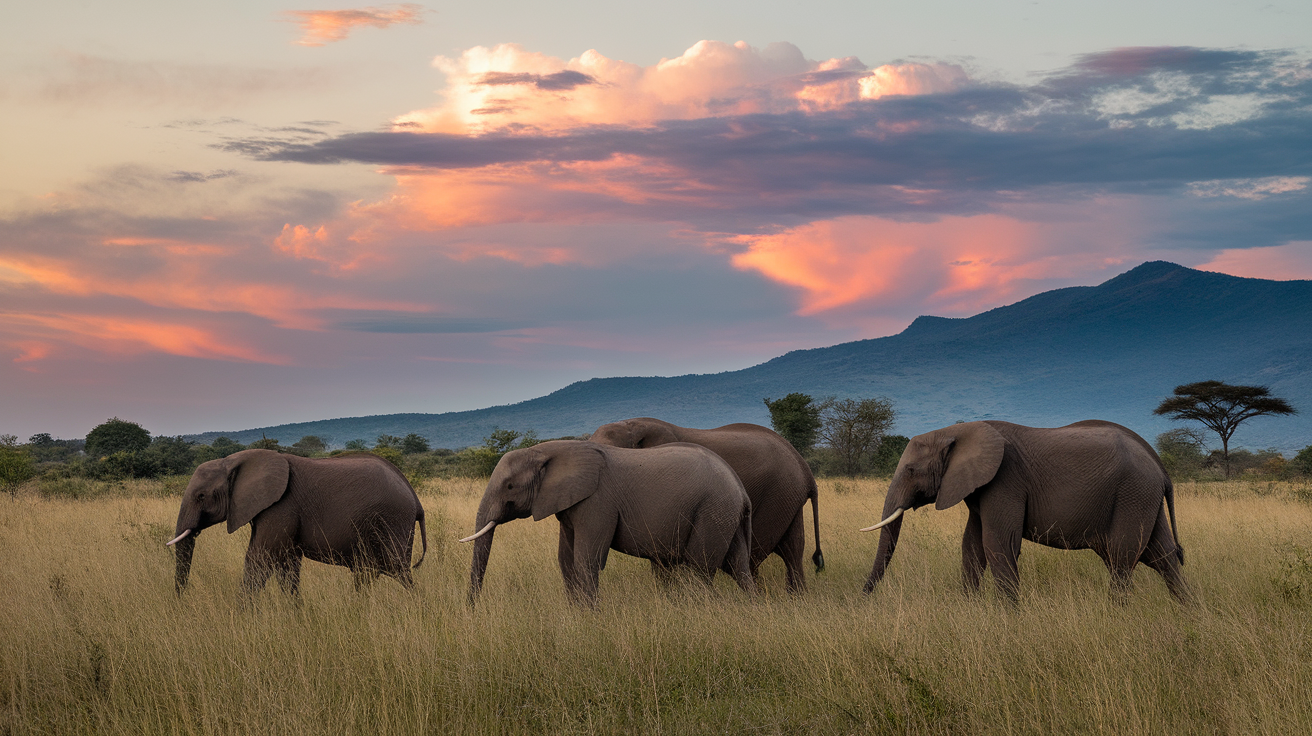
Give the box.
[2,1,1310,440]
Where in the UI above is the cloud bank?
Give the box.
[3,40,1310,437]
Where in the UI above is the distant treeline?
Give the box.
[5,385,1312,499]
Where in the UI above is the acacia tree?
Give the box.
[1154,380,1297,478]
[763,393,822,455]
[818,397,897,476]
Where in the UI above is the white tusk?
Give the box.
[165,529,192,547]
[458,521,496,543]
[858,507,904,532]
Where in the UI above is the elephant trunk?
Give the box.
[467,525,496,606]
[173,534,196,595]
[863,483,910,594]
[862,517,904,593]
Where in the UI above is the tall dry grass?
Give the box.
[2,476,1311,734]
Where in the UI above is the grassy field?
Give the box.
[3,476,1312,734]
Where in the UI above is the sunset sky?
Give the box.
[3,1,1310,440]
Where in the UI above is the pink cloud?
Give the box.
[1194,242,1312,281]
[728,213,1141,317]
[286,4,423,47]
[396,41,967,133]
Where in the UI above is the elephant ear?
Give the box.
[226,450,291,533]
[531,443,605,521]
[935,422,1006,510]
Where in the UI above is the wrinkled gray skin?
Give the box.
[467,440,756,607]
[590,418,822,593]
[864,420,1188,603]
[172,449,427,597]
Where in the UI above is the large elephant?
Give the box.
[590,418,822,592]
[167,449,427,596]
[461,440,756,607]
[861,420,1188,602]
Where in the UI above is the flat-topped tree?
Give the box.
[1154,381,1297,478]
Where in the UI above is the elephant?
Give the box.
[461,440,756,607]
[166,449,427,596]
[590,418,822,593]
[861,420,1189,603]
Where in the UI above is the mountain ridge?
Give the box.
[187,261,1312,453]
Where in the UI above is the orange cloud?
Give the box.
[396,41,967,134]
[286,4,423,47]
[10,341,52,369]
[729,214,1127,316]
[6,314,286,364]
[0,240,426,332]
[1194,242,1312,280]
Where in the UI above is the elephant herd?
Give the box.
[168,417,1190,606]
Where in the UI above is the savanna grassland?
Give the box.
[3,477,1312,735]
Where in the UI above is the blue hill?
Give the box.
[188,262,1312,452]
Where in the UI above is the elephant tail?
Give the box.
[1165,476,1184,565]
[412,505,428,570]
[810,478,825,572]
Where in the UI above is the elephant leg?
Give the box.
[961,506,987,595]
[775,508,807,594]
[1101,515,1153,602]
[1139,509,1192,603]
[557,523,582,600]
[241,552,274,597]
[981,526,1022,603]
[686,515,736,589]
[724,523,757,596]
[1096,541,1139,603]
[569,532,610,609]
[242,521,297,598]
[275,554,303,596]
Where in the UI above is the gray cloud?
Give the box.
[476,70,599,91]
[18,54,330,109]
[230,48,1309,204]
[168,169,239,183]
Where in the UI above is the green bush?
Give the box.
[99,451,161,480]
[870,435,910,476]
[401,433,430,454]
[291,436,327,456]
[1155,428,1208,479]
[1294,446,1312,476]
[371,446,403,467]
[0,442,37,495]
[458,428,541,477]
[145,436,197,475]
[248,437,283,451]
[85,418,151,458]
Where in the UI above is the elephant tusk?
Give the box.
[165,529,192,547]
[458,521,496,543]
[859,507,904,532]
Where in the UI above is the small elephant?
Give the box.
[862,420,1188,603]
[167,449,427,596]
[462,440,756,606]
[590,418,822,592]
